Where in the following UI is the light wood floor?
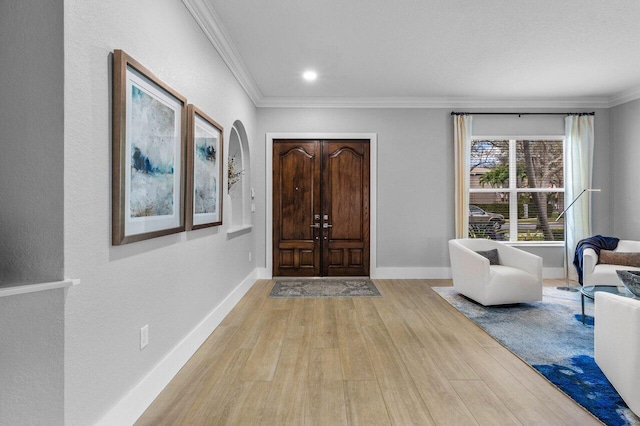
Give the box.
[136,279,601,425]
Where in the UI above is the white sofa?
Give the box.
[448,238,543,306]
[594,292,640,416]
[583,240,640,287]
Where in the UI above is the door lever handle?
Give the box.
[323,223,332,228]
[310,223,320,228]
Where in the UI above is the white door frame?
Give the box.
[265,133,377,279]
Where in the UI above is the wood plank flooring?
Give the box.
[135,279,601,425]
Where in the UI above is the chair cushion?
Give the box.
[489,265,537,285]
[475,249,500,265]
[484,265,542,305]
[599,250,640,268]
[589,264,640,286]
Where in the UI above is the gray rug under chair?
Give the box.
[269,278,380,298]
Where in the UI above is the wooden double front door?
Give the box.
[273,139,370,277]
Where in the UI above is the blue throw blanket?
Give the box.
[573,235,619,285]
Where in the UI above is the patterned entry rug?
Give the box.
[269,279,380,298]
[433,286,639,426]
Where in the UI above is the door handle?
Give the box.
[310,223,320,228]
[323,223,332,228]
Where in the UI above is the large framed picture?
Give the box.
[186,105,224,229]
[112,50,187,245]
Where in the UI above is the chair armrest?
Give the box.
[448,240,491,285]
[595,292,640,359]
[595,292,640,415]
[497,245,543,280]
[582,248,598,283]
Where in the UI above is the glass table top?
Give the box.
[581,285,635,300]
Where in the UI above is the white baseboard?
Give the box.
[371,267,452,279]
[96,269,258,426]
[542,267,565,279]
[257,267,448,280]
[372,267,564,280]
[256,267,272,280]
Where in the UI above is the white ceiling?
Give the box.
[184,0,640,108]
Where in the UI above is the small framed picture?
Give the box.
[186,105,223,229]
[112,50,187,245]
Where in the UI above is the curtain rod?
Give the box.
[450,111,595,116]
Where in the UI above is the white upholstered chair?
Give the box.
[594,292,640,416]
[448,238,543,306]
[583,240,640,287]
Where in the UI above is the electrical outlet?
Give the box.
[140,325,149,350]
[248,252,252,262]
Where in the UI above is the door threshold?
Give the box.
[273,276,371,280]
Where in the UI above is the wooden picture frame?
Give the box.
[186,105,224,229]
[112,50,187,245]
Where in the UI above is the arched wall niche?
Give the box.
[226,120,251,235]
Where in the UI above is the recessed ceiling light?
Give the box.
[303,70,317,81]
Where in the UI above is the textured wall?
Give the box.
[0,290,65,425]
[0,1,65,424]
[0,0,64,283]
[256,108,454,269]
[63,0,257,423]
[256,108,613,271]
[611,99,640,239]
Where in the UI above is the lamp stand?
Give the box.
[556,188,600,292]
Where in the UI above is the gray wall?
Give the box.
[256,108,612,271]
[0,1,64,283]
[0,290,65,425]
[0,1,65,425]
[610,99,640,239]
[256,108,454,270]
[63,0,257,424]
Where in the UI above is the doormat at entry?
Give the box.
[269,279,381,298]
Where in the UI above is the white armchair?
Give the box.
[448,239,543,306]
[583,240,640,287]
[594,292,640,416]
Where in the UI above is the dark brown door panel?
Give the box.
[273,139,369,277]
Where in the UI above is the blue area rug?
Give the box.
[433,286,640,426]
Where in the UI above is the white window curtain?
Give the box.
[454,114,472,238]
[565,114,595,279]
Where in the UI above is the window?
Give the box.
[469,138,564,242]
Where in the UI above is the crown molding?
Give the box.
[182,0,263,105]
[182,0,638,110]
[608,85,640,108]
[257,96,611,109]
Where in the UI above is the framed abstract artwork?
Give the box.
[112,50,187,245]
[186,105,223,229]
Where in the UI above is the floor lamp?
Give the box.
[556,188,601,291]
